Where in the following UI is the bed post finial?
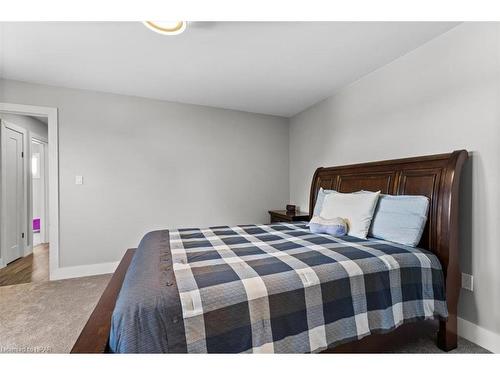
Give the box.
[437,149,468,351]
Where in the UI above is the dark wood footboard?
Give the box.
[71,249,136,353]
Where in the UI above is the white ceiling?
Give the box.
[0,22,459,117]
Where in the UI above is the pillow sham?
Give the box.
[369,194,429,247]
[319,190,380,239]
[308,216,347,237]
[312,188,336,217]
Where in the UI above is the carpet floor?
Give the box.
[0,274,111,353]
[0,274,490,354]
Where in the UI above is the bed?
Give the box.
[71,150,468,353]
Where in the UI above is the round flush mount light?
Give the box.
[143,21,187,35]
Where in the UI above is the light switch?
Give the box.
[461,273,474,291]
[75,175,84,185]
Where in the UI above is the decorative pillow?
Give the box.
[369,194,430,247]
[319,190,380,239]
[312,188,336,217]
[308,216,348,237]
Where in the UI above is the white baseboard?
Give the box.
[23,245,33,257]
[458,317,500,353]
[50,261,119,281]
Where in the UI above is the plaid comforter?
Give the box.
[110,222,447,353]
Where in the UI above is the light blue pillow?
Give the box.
[313,188,336,217]
[308,216,347,237]
[369,194,429,247]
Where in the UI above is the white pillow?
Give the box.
[319,191,380,239]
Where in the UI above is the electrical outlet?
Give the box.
[462,273,474,291]
[75,175,84,185]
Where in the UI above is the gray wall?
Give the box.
[289,23,500,335]
[0,79,289,267]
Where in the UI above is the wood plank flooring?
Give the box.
[0,244,49,286]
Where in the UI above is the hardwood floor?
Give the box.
[0,244,49,287]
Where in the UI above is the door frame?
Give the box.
[0,120,27,264]
[0,103,59,279]
[30,133,49,248]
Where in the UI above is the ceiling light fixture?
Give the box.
[143,21,187,36]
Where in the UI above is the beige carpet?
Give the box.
[0,274,111,353]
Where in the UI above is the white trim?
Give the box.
[458,317,500,353]
[30,132,48,144]
[51,261,119,281]
[0,103,59,279]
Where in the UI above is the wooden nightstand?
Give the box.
[268,210,310,224]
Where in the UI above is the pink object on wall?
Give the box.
[33,218,40,232]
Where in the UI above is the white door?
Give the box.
[3,125,24,264]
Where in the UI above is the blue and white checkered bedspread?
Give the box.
[110,222,447,353]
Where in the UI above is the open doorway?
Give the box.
[0,102,59,282]
[0,113,49,286]
[31,135,49,248]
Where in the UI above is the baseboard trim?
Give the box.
[458,317,500,353]
[23,245,33,257]
[51,261,119,281]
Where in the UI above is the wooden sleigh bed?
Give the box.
[71,150,468,353]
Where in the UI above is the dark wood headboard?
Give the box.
[309,150,467,257]
[308,150,468,350]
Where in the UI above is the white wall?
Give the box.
[289,23,500,340]
[0,79,289,268]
